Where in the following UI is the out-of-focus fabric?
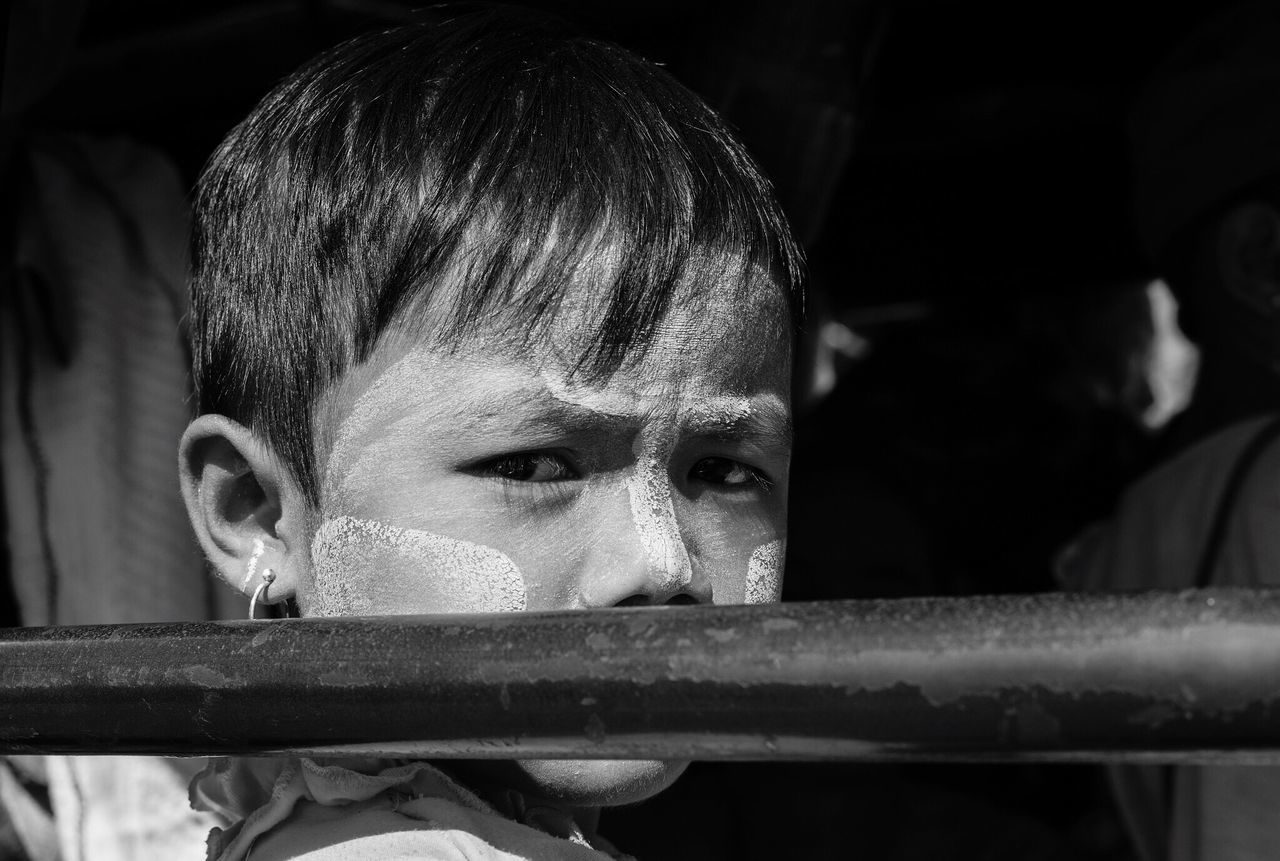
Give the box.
[46,756,216,861]
[192,756,633,861]
[1059,413,1280,861]
[0,758,58,861]
[1,134,221,626]
[1059,414,1280,593]
[1,134,237,861]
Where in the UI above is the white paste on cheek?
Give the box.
[627,431,695,596]
[309,516,526,616]
[322,350,463,514]
[744,540,784,604]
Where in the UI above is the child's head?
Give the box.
[180,7,801,807]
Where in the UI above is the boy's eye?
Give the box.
[481,452,577,483]
[690,457,771,490]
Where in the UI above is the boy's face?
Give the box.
[309,261,792,806]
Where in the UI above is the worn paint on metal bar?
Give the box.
[3,590,1280,762]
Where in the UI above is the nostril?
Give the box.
[613,593,699,608]
[614,594,652,608]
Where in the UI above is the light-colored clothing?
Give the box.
[1059,414,1280,861]
[43,756,217,861]
[0,134,236,860]
[1,134,227,628]
[192,757,632,861]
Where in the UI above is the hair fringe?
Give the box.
[191,7,804,503]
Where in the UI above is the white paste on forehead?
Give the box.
[542,367,755,428]
[310,516,526,616]
[684,396,753,429]
[322,353,432,511]
[744,540,784,604]
[627,431,694,597]
[539,369,633,416]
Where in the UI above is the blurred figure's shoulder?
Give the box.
[1058,413,1280,592]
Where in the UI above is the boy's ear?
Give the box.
[179,414,310,604]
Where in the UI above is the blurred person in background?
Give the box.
[1059,4,1280,860]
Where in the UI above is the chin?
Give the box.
[510,759,688,807]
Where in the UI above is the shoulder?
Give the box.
[1153,415,1280,480]
[1060,415,1280,591]
[247,800,523,860]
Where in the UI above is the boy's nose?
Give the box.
[577,479,713,608]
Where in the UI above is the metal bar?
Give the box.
[4,590,1280,763]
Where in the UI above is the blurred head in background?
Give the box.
[1132,2,1280,381]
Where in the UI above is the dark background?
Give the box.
[13,0,1209,293]
[4,1,1234,858]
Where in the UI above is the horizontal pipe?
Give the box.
[4,590,1280,763]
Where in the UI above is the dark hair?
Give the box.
[1156,171,1280,350]
[191,6,803,503]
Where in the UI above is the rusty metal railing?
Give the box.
[3,589,1280,763]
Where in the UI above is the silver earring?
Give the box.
[249,569,276,620]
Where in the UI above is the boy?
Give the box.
[178,8,802,859]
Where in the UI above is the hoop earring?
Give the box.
[249,569,276,620]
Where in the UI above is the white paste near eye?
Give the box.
[539,370,634,419]
[540,369,693,595]
[744,540,784,604]
[540,369,769,604]
[310,516,526,616]
[627,431,694,595]
[683,396,753,430]
[323,353,448,513]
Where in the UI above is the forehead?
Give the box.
[370,236,788,380]
[545,254,792,386]
[316,259,792,457]
[408,218,792,357]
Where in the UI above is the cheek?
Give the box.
[744,539,785,604]
[307,516,527,616]
[698,534,786,605]
[678,497,786,605]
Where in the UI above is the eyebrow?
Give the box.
[439,386,631,440]
[459,388,793,449]
[681,397,794,448]
[506,398,634,438]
